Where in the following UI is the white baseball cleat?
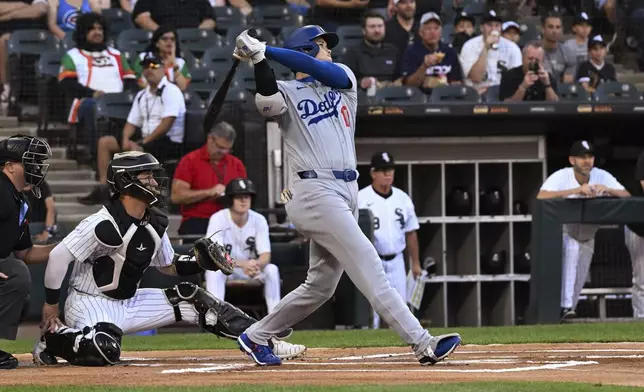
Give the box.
[270,338,307,360]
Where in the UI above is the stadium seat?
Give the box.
[209,87,250,104]
[102,8,134,41]
[335,25,363,47]
[441,0,457,20]
[7,29,57,55]
[594,82,642,102]
[95,91,136,122]
[60,32,76,51]
[518,23,542,48]
[225,26,277,46]
[183,88,207,152]
[278,25,299,44]
[116,29,154,53]
[268,60,293,80]
[332,44,350,63]
[233,63,257,92]
[202,46,236,72]
[177,48,199,70]
[35,51,65,133]
[176,28,223,58]
[462,0,486,16]
[374,86,426,105]
[188,65,218,100]
[483,84,500,102]
[557,83,591,102]
[213,6,246,36]
[250,5,303,33]
[430,85,480,102]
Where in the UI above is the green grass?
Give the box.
[0,383,641,392]
[3,321,644,354]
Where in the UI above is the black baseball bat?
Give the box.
[202,28,259,133]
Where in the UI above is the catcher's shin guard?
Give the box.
[42,323,123,366]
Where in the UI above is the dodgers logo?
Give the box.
[297,90,342,126]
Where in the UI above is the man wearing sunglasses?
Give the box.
[79,54,186,206]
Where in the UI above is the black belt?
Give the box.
[297,169,357,182]
[379,254,398,261]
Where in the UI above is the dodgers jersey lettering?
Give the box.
[358,186,420,255]
[205,209,271,261]
[276,63,358,172]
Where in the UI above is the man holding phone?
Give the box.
[499,41,559,102]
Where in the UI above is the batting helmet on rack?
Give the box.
[283,25,339,58]
[446,187,472,216]
[479,187,505,216]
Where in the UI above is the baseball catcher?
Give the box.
[33,151,305,366]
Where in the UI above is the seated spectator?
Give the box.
[502,21,521,46]
[384,0,418,75]
[132,0,215,31]
[563,12,593,72]
[0,0,48,105]
[59,12,137,160]
[401,12,462,93]
[24,181,60,243]
[541,12,576,84]
[205,178,281,314]
[499,41,558,102]
[344,11,400,95]
[451,11,475,54]
[79,54,185,205]
[134,26,191,91]
[460,9,521,95]
[307,0,370,32]
[576,35,617,93]
[171,121,247,237]
[47,0,102,40]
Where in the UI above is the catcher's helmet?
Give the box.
[283,25,339,58]
[226,178,257,198]
[0,134,51,198]
[106,151,168,207]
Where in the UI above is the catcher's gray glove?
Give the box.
[193,237,235,275]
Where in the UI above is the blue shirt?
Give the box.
[57,0,92,32]
[400,40,463,91]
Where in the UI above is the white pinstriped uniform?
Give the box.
[623,226,644,318]
[61,208,200,333]
[358,185,419,329]
[540,167,625,309]
[204,209,281,313]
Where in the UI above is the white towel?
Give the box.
[406,270,428,310]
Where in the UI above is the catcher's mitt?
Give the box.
[193,237,235,275]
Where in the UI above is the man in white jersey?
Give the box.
[358,152,422,329]
[231,25,461,367]
[32,152,305,366]
[205,178,283,316]
[537,140,629,320]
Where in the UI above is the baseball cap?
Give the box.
[569,140,595,157]
[454,11,474,24]
[141,53,163,68]
[482,9,503,24]
[502,21,520,32]
[573,11,591,25]
[371,152,396,170]
[420,12,441,25]
[588,35,606,49]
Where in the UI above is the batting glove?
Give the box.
[232,47,250,62]
[235,30,266,64]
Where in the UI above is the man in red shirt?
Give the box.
[171,121,247,236]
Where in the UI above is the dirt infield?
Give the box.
[5,343,644,387]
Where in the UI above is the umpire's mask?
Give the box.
[0,134,52,198]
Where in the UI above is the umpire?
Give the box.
[0,135,55,369]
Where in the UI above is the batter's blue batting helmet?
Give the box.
[283,25,339,58]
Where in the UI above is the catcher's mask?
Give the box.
[106,151,169,208]
[0,134,52,198]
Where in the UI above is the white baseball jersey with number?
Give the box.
[205,209,271,260]
[539,166,625,309]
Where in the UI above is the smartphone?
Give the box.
[529,61,539,74]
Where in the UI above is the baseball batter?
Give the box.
[231,25,461,367]
[33,152,305,366]
[357,152,422,329]
[537,140,629,320]
[205,178,281,314]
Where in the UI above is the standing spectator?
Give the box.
[502,21,521,46]
[58,12,137,161]
[541,12,576,84]
[171,121,247,237]
[576,35,617,93]
[343,11,400,95]
[47,0,102,40]
[132,0,216,31]
[451,11,475,54]
[78,54,185,205]
[460,9,522,94]
[24,181,59,243]
[401,12,463,93]
[133,26,192,91]
[499,41,558,102]
[563,12,593,72]
[384,0,417,75]
[307,0,370,32]
[0,0,48,106]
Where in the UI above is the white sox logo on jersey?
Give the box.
[224,237,257,258]
[297,90,343,125]
[394,208,405,229]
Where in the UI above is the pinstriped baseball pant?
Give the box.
[561,232,595,309]
[623,227,644,318]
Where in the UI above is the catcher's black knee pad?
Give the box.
[44,322,123,366]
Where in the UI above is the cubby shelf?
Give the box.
[355,135,547,327]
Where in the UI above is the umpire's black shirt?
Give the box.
[0,172,32,258]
